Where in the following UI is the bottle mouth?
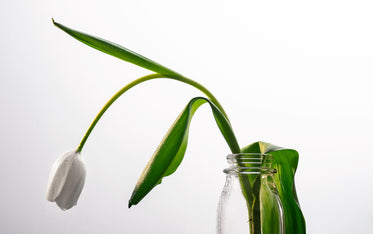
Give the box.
[224,153,276,175]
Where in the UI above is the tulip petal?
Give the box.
[46,151,77,201]
[55,155,86,210]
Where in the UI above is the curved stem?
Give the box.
[171,75,229,119]
[76,73,230,153]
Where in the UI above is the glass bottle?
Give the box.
[217,153,284,234]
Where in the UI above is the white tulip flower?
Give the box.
[46,151,86,210]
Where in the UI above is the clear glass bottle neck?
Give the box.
[217,153,284,234]
[223,153,276,175]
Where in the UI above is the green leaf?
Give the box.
[128,97,240,207]
[52,19,183,78]
[241,142,306,234]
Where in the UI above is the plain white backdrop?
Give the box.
[1,0,372,233]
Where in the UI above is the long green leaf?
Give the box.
[241,142,306,234]
[128,97,240,207]
[52,19,183,78]
[52,20,231,120]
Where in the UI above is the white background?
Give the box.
[1,0,372,233]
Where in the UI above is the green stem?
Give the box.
[76,73,230,153]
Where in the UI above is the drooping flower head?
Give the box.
[46,151,86,210]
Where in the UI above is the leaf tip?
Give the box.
[128,201,133,209]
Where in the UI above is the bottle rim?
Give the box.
[227,153,273,162]
[224,153,276,175]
